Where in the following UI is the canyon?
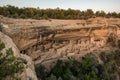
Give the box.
[1,16,120,71]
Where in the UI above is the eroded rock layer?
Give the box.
[1,16,120,70]
[0,32,38,80]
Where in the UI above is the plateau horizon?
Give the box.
[0,0,120,13]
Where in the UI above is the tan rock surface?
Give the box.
[1,16,120,70]
[0,32,38,80]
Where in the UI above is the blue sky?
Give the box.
[0,0,120,12]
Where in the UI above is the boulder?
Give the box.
[0,32,38,80]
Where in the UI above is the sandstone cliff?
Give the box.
[0,31,38,80]
[1,16,120,71]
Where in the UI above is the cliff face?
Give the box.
[1,16,120,70]
[0,32,38,80]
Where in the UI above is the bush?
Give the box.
[100,50,120,80]
[0,40,24,80]
[36,55,108,80]
[36,51,120,80]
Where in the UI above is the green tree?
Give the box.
[0,40,24,80]
[85,9,94,18]
[0,5,120,20]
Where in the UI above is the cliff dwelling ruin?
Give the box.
[1,16,120,69]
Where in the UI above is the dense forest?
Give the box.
[0,5,120,20]
[35,51,120,80]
